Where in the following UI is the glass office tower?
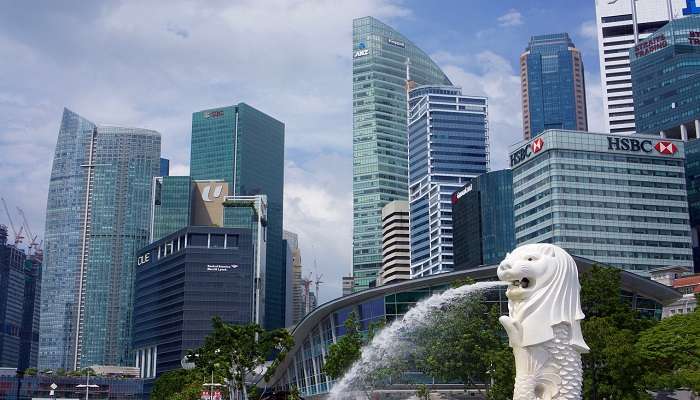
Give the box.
[40,108,161,370]
[511,129,692,274]
[150,176,193,242]
[190,104,285,329]
[407,86,488,278]
[520,33,587,140]
[452,169,515,270]
[631,15,700,139]
[352,16,452,290]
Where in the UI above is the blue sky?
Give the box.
[0,0,604,301]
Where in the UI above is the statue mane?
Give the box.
[509,244,589,352]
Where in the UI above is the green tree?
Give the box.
[415,383,430,400]
[579,265,655,400]
[637,306,700,394]
[414,286,511,397]
[151,368,205,400]
[189,317,294,399]
[323,312,363,379]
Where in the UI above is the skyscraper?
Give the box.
[190,104,285,329]
[594,0,686,134]
[451,170,515,270]
[407,86,488,278]
[40,108,161,370]
[283,230,304,326]
[0,225,42,370]
[520,33,587,140]
[630,14,700,139]
[352,16,452,291]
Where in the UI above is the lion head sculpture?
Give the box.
[497,243,589,352]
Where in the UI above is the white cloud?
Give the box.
[0,0,409,301]
[497,9,524,27]
[435,50,523,170]
[579,19,598,40]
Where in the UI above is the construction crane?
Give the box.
[1,197,24,246]
[312,245,323,305]
[17,207,40,254]
[301,273,313,314]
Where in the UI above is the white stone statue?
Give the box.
[497,243,589,400]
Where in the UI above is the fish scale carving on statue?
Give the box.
[497,243,589,400]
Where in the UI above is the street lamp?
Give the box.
[75,370,99,400]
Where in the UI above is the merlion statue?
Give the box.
[497,243,589,400]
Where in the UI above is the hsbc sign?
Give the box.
[510,137,544,167]
[607,137,677,155]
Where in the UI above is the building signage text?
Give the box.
[634,34,668,57]
[354,49,369,58]
[510,137,544,167]
[690,31,700,45]
[206,264,239,272]
[607,137,677,155]
[137,253,150,266]
[387,38,405,48]
[205,110,224,119]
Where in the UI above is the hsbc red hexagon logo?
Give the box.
[532,137,544,154]
[655,141,677,155]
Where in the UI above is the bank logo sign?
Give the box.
[607,137,677,155]
[205,110,224,119]
[684,0,700,15]
[655,141,677,155]
[354,42,369,58]
[510,137,545,167]
[206,264,239,272]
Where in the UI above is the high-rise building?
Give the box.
[407,86,488,278]
[631,14,700,139]
[379,201,410,285]
[40,108,161,370]
[520,33,587,140]
[511,129,692,274]
[190,104,285,329]
[594,0,686,134]
[685,139,700,272]
[452,170,516,270]
[352,16,453,291]
[283,230,304,326]
[159,158,170,177]
[0,225,42,371]
[133,224,263,382]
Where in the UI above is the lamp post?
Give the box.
[75,370,99,400]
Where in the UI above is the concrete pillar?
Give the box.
[682,124,688,141]
[695,119,700,139]
[660,130,666,138]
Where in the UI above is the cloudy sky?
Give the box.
[0,0,604,302]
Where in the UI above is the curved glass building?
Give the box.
[352,17,452,291]
[39,109,161,370]
[263,256,679,397]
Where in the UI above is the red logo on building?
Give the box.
[532,138,544,153]
[655,141,677,155]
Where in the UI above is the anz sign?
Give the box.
[354,42,369,58]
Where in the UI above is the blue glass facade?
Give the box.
[159,158,170,177]
[631,15,700,139]
[452,170,516,270]
[407,86,488,277]
[40,109,161,370]
[0,374,144,399]
[150,176,193,242]
[685,138,700,272]
[521,33,587,140]
[352,17,452,290]
[190,104,285,329]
